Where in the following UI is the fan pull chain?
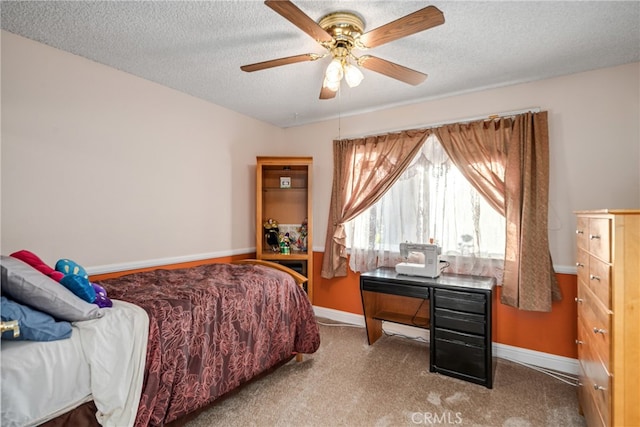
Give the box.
[337,85,342,141]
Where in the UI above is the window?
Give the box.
[346,134,505,279]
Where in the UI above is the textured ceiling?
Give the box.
[2,1,639,128]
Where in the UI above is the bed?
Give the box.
[1,256,320,427]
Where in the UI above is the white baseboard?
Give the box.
[314,306,366,327]
[493,342,579,375]
[313,306,579,375]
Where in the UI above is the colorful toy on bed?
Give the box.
[55,258,89,279]
[58,273,96,303]
[92,283,113,308]
[55,258,112,307]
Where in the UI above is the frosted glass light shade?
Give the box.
[323,77,340,92]
[344,64,364,88]
[325,59,344,81]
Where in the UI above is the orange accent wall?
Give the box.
[312,252,578,359]
[91,251,577,360]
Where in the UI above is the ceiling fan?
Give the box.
[240,0,445,100]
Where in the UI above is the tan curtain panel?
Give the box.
[434,119,510,216]
[320,130,429,279]
[436,111,560,311]
[502,112,561,311]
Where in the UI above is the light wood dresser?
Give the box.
[575,210,640,427]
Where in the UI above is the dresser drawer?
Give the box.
[578,367,607,427]
[433,289,486,314]
[578,314,610,374]
[577,217,611,262]
[578,287,611,370]
[576,216,589,252]
[576,248,589,281]
[434,308,485,335]
[588,218,611,262]
[580,338,611,427]
[588,256,611,309]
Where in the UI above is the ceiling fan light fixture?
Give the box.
[242,2,444,100]
[325,58,344,82]
[323,76,340,92]
[344,63,364,88]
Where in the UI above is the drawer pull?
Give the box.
[593,327,607,335]
[593,384,606,391]
[574,297,583,303]
[589,274,601,281]
[575,262,584,268]
[576,230,584,235]
[575,339,583,345]
[589,234,601,240]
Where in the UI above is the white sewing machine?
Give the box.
[395,242,441,278]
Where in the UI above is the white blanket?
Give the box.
[1,300,148,427]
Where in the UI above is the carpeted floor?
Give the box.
[186,319,586,426]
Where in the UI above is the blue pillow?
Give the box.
[1,296,72,341]
[60,274,96,303]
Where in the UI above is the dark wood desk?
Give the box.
[360,268,496,388]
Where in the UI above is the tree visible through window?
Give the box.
[346,134,505,280]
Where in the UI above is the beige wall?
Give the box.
[287,62,640,269]
[2,30,639,272]
[1,31,286,268]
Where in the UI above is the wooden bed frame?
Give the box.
[232,259,308,287]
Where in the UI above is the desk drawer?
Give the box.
[433,289,486,314]
[434,338,486,380]
[434,328,485,348]
[361,278,430,299]
[434,308,485,335]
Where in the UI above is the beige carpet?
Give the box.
[186,319,586,427]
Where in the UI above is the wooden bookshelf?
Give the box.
[256,156,313,302]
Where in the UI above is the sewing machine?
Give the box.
[395,242,441,278]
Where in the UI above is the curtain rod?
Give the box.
[336,107,541,140]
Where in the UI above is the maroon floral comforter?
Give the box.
[100,263,320,426]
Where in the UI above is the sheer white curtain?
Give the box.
[346,134,505,281]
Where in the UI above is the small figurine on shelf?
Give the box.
[263,218,280,252]
[296,218,308,252]
[280,232,291,255]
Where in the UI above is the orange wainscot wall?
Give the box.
[312,252,578,359]
[90,251,577,360]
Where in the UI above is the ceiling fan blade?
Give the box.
[241,53,321,72]
[358,5,444,49]
[358,55,427,86]
[319,85,337,100]
[265,0,333,43]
